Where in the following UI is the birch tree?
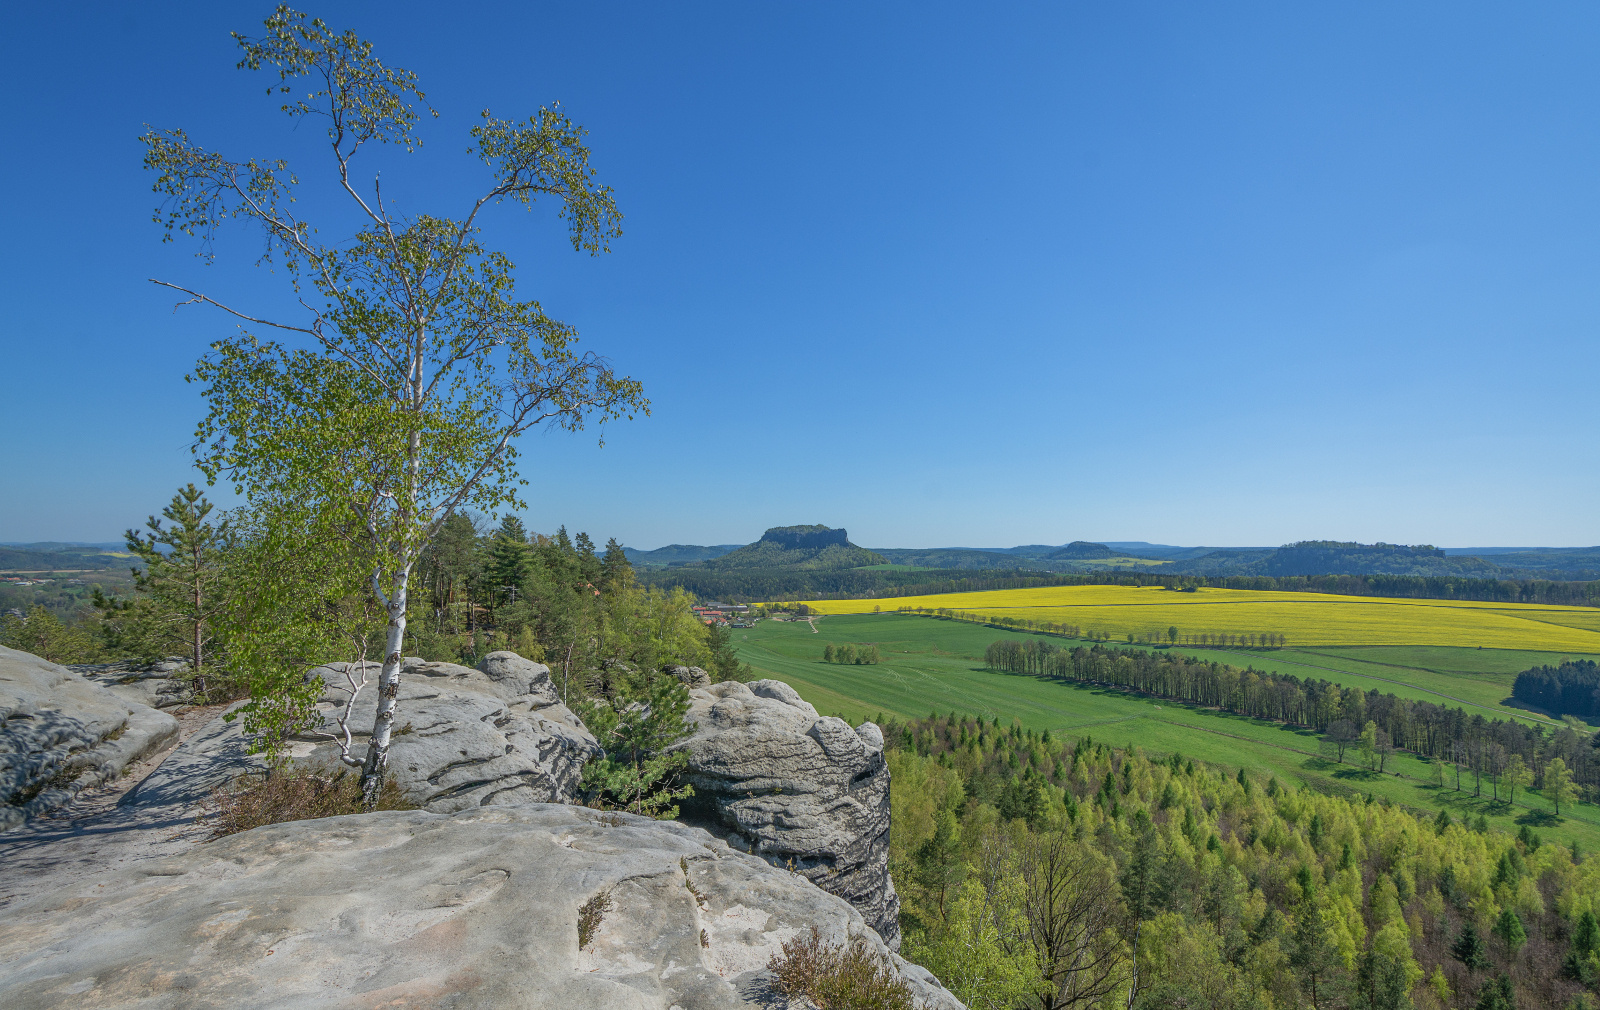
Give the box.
[143,6,647,803]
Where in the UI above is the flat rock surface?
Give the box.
[674,680,901,949]
[2,646,179,831]
[0,803,963,1009]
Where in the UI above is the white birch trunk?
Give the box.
[360,564,411,805]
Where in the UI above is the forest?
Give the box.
[1515,661,1600,721]
[982,640,1600,808]
[884,711,1600,1009]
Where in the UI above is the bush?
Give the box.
[201,768,412,837]
[768,927,915,1010]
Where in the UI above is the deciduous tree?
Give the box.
[144,7,646,803]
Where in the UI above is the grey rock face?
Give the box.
[673,679,901,950]
[671,664,712,689]
[0,803,964,1009]
[125,651,600,814]
[1,646,179,831]
[72,657,194,710]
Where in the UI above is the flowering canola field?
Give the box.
[796,585,1600,651]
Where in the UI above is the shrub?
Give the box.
[201,768,412,837]
[769,927,915,1010]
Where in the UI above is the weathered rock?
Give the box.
[673,679,901,949]
[1,646,179,831]
[72,657,194,710]
[124,651,600,813]
[671,664,712,689]
[0,803,964,1009]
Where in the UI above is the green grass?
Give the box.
[733,613,1600,852]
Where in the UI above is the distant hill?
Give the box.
[621,544,743,568]
[1166,541,1504,578]
[873,548,1054,570]
[0,543,134,571]
[1046,541,1115,560]
[694,525,885,571]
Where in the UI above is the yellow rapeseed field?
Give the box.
[797,585,1600,651]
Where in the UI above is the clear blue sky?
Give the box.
[3,2,1597,549]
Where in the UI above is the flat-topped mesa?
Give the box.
[758,524,852,551]
[671,679,902,950]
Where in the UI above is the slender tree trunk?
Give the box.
[361,564,411,807]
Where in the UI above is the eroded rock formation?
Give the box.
[124,651,600,813]
[673,679,901,949]
[0,803,963,1009]
[1,646,178,831]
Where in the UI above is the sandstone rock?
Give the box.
[673,679,901,949]
[671,664,712,689]
[1,646,179,831]
[72,657,193,710]
[125,652,600,814]
[0,803,964,1009]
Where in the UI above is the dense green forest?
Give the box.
[885,712,1600,1009]
[1515,662,1600,721]
[983,640,1600,806]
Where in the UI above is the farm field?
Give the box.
[732,613,1600,852]
[799,583,1600,651]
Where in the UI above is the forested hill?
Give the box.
[1165,541,1505,578]
[620,543,742,568]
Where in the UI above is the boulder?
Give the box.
[1,646,179,831]
[671,664,712,689]
[673,679,901,949]
[0,803,964,1009]
[124,651,600,813]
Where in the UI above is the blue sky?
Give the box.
[3,2,1598,549]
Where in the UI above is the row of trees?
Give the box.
[902,608,1289,649]
[887,711,1600,1009]
[983,640,1600,806]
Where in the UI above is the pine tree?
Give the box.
[121,483,227,679]
[1492,908,1526,955]
[1452,922,1490,971]
[1290,897,1342,1009]
[599,537,633,593]
[1473,973,1515,1010]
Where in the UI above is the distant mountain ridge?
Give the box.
[684,525,885,572]
[624,532,1600,580]
[621,544,743,568]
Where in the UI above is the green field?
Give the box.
[734,613,1600,851]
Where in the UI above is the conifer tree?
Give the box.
[1492,908,1526,956]
[120,483,227,679]
[1453,922,1490,971]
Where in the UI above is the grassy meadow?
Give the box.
[801,583,1600,651]
[732,612,1600,852]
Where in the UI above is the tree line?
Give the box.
[885,711,1600,1009]
[983,639,1600,806]
[899,607,1288,649]
[1513,660,1600,720]
[653,565,1600,610]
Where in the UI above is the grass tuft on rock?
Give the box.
[202,769,412,838]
